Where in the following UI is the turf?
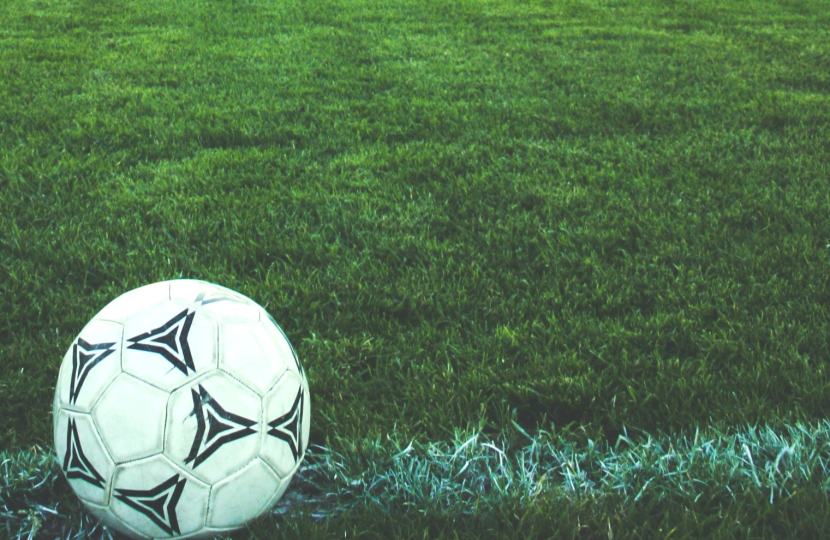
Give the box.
[1,0,829,537]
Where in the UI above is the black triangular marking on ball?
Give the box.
[69,338,116,404]
[194,289,245,306]
[63,418,105,488]
[184,385,257,469]
[126,309,195,375]
[267,386,304,462]
[115,474,186,536]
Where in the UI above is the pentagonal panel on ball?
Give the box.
[54,410,115,506]
[92,373,168,463]
[207,457,282,529]
[219,320,289,396]
[261,372,310,478]
[56,319,123,413]
[110,455,209,539]
[122,301,217,392]
[94,281,171,323]
[170,279,260,322]
[164,370,261,485]
[262,311,305,379]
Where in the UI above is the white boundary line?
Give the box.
[277,420,830,517]
[5,421,830,538]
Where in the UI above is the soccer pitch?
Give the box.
[1,0,829,537]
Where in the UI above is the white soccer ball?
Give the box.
[53,279,311,539]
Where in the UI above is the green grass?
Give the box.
[2,0,830,537]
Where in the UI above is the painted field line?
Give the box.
[278,419,830,517]
[5,421,830,538]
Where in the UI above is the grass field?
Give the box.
[1,0,830,537]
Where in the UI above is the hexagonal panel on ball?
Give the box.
[92,373,168,463]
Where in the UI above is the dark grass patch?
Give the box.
[259,490,830,540]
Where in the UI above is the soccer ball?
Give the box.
[53,279,311,539]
